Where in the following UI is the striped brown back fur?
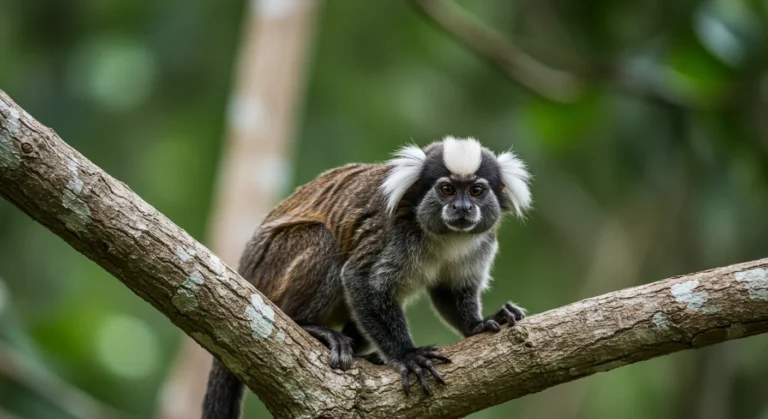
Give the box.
[237,163,390,324]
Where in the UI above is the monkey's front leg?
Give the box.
[429,284,525,337]
[343,270,450,396]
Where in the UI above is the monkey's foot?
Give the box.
[391,345,451,396]
[467,302,526,336]
[301,325,354,370]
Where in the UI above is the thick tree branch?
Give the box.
[2,90,768,418]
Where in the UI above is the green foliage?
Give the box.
[2,0,768,418]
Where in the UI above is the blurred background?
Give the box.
[2,0,768,418]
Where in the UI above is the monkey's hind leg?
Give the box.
[242,223,355,369]
[301,325,354,370]
[341,322,385,365]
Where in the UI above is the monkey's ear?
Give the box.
[380,144,426,215]
[496,150,532,217]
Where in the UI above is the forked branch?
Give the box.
[2,91,767,418]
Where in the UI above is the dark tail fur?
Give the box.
[202,359,245,419]
[201,220,322,418]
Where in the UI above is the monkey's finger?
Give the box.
[338,338,354,369]
[485,319,501,332]
[418,359,445,385]
[329,351,339,369]
[420,344,439,352]
[495,307,516,326]
[503,307,517,326]
[410,363,431,396]
[337,348,353,370]
[400,365,411,396]
[492,309,505,324]
[329,345,347,370]
[505,302,526,320]
[424,352,452,363]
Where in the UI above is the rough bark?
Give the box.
[3,90,768,418]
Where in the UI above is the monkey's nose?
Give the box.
[452,202,473,212]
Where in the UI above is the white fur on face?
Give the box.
[381,144,426,215]
[442,136,482,176]
[381,138,533,218]
[441,205,479,232]
[496,151,532,217]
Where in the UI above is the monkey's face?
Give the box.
[382,136,532,232]
[416,177,502,234]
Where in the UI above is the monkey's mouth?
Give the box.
[444,217,477,232]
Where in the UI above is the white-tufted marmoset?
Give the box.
[203,136,532,419]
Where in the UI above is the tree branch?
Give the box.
[2,90,768,418]
[411,0,742,110]
[412,0,583,103]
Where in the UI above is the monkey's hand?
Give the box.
[467,301,526,336]
[391,345,451,396]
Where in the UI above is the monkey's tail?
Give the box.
[202,359,245,419]
[202,217,322,418]
[200,224,275,419]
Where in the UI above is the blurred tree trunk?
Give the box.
[156,2,319,419]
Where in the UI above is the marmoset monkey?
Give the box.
[202,136,532,419]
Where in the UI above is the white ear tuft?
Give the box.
[442,136,482,176]
[496,151,532,217]
[380,144,426,215]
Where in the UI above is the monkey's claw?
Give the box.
[392,345,451,396]
[492,301,526,327]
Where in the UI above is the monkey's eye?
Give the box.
[440,184,456,195]
[469,185,485,196]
